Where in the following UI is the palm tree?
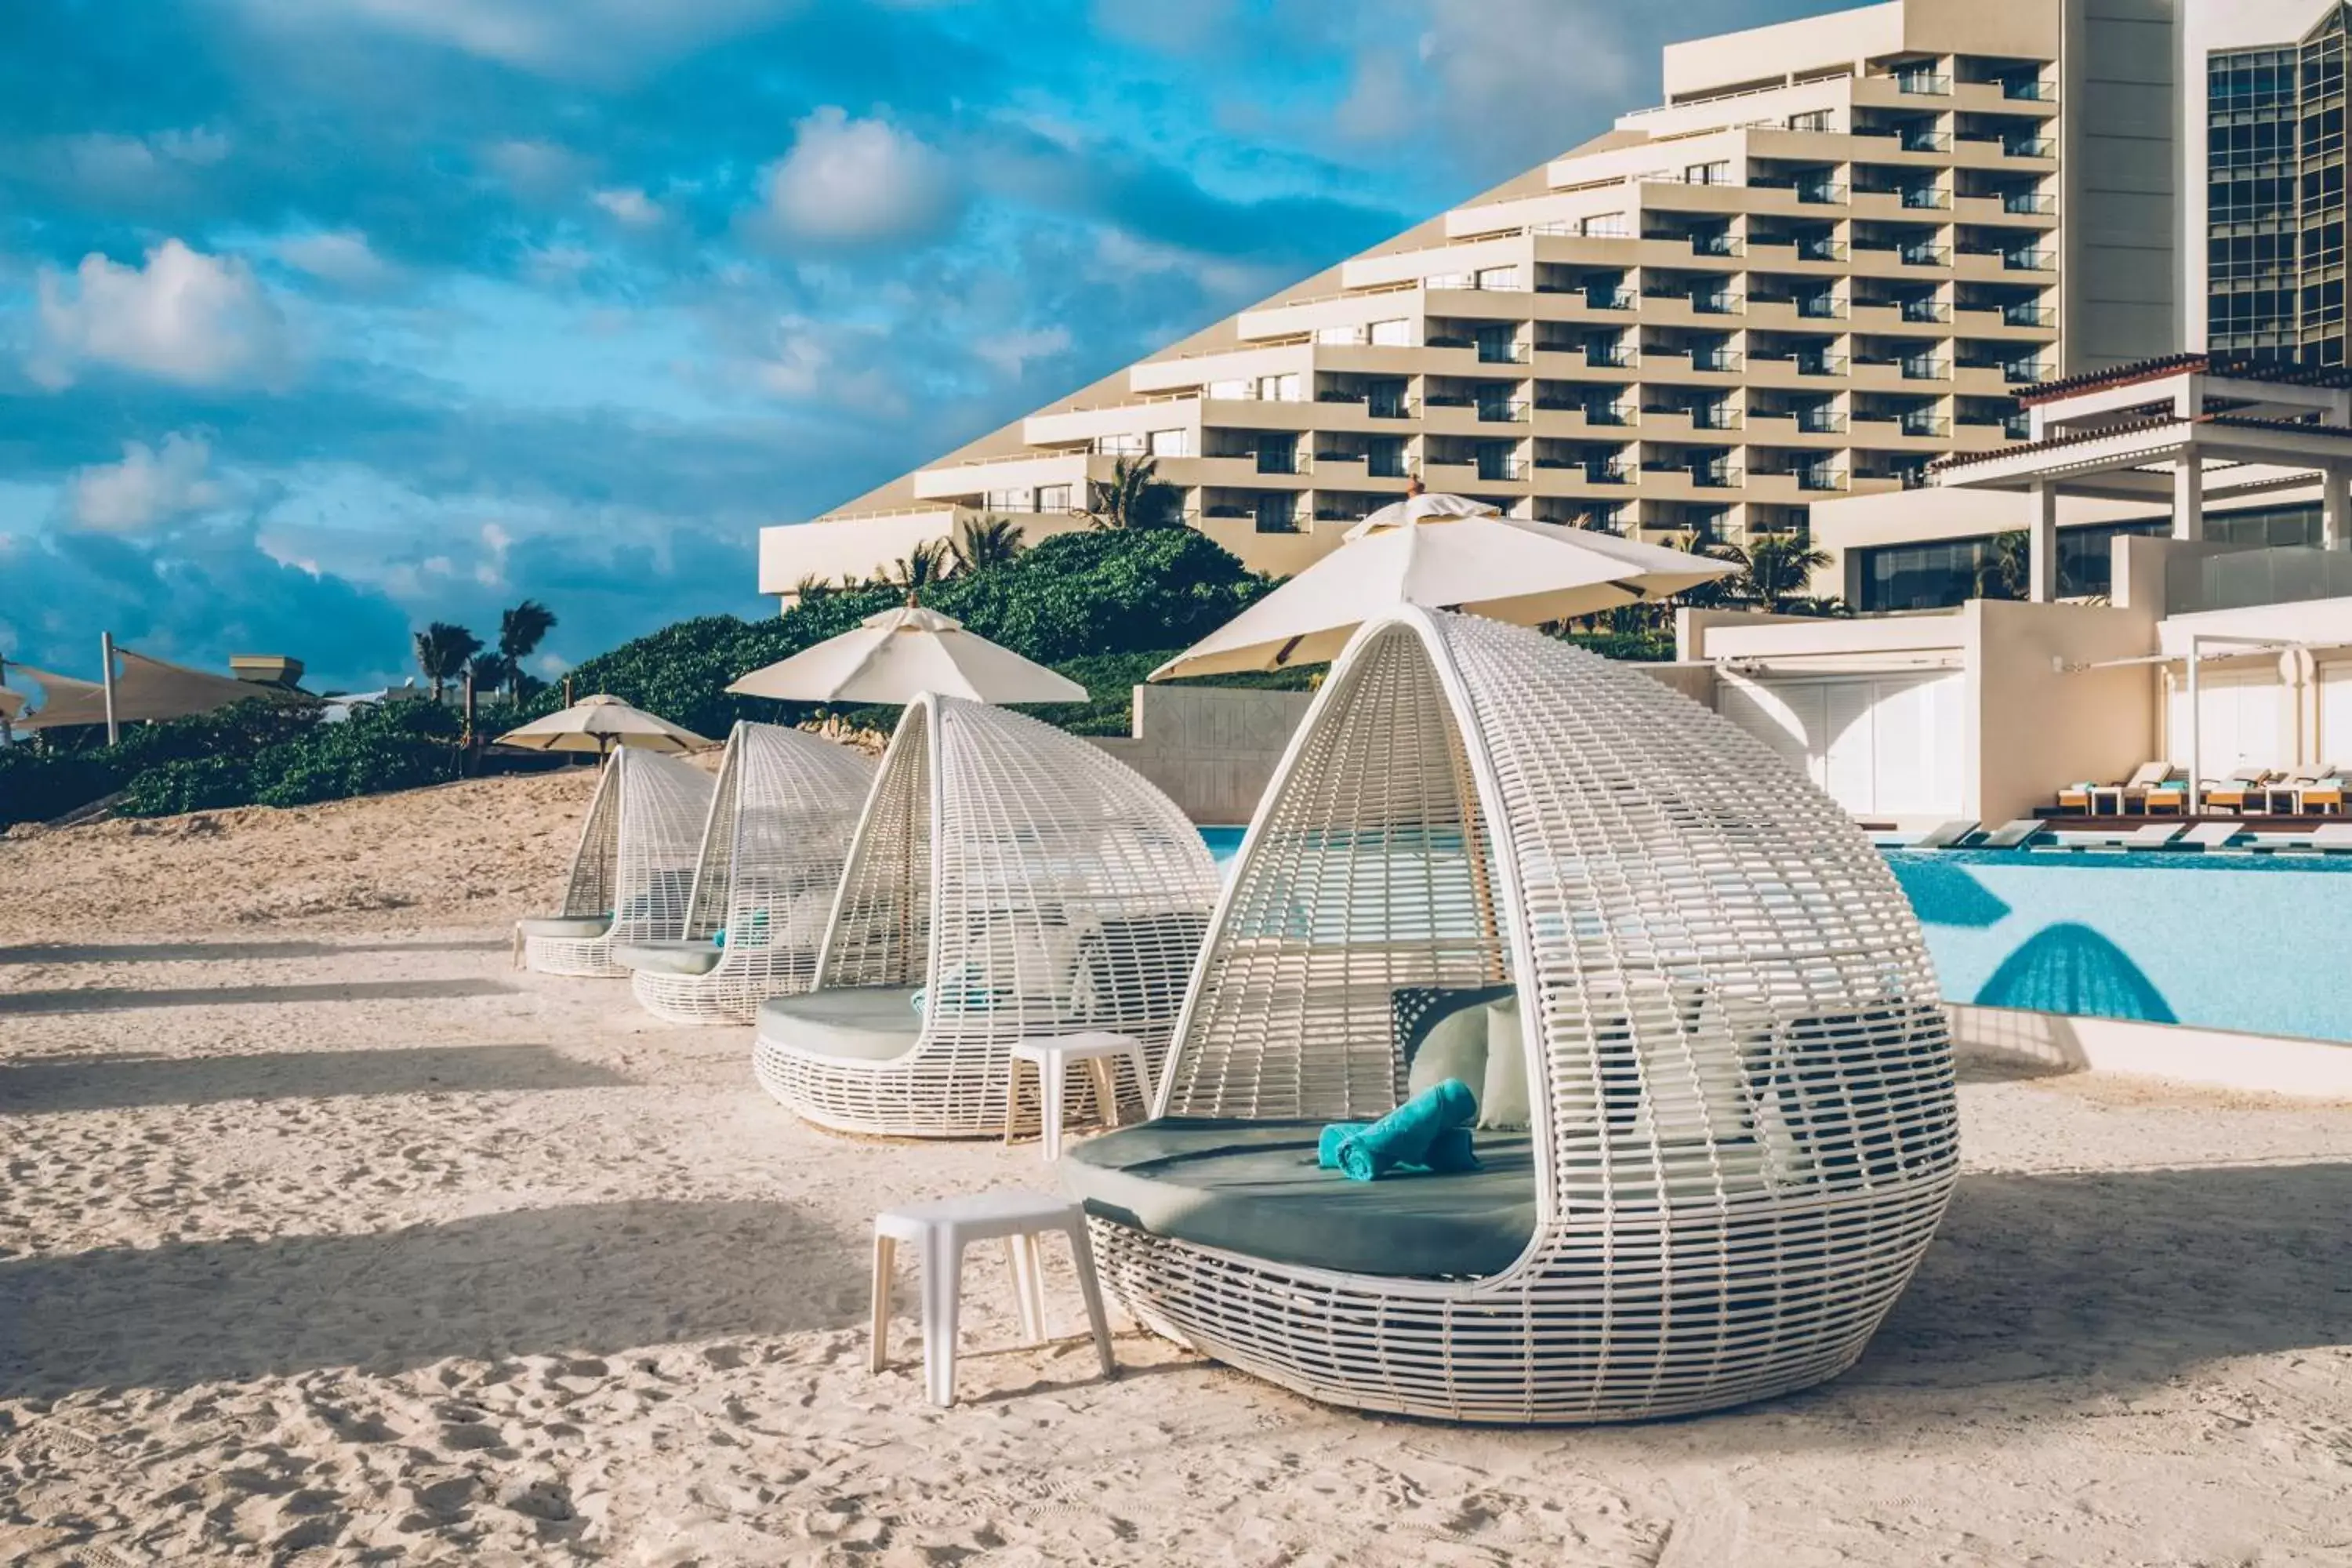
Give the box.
[467,651,513,700]
[1667,532,1744,612]
[1087,456,1183,531]
[412,622,482,702]
[949,514,1026,573]
[883,542,949,601]
[1741,535,1834,612]
[497,600,557,701]
[1975,530,2032,601]
[792,572,835,603]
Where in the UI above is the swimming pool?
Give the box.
[1194,827,2352,1046]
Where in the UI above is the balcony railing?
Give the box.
[2000,77,2054,101]
[1794,354,1849,376]
[1255,450,1304,474]
[1796,409,1847,433]
[1585,345,1639,368]
[2003,249,2053,271]
[1581,459,1632,485]
[1425,335,1474,350]
[1899,298,1951,322]
[2002,359,2045,383]
[1368,456,1410,478]
[1797,296,1846,319]
[2002,191,2058,215]
[1797,238,1847,262]
[1899,412,1949,436]
[1690,349,1745,372]
[1797,182,1849,204]
[1476,401,1531,423]
[1691,407,1743,430]
[1367,397,1417,419]
[1690,233,1742,257]
[1900,187,1950,209]
[2005,413,2032,438]
[1477,458,1526,481]
[1798,467,1850,491]
[2002,136,2056,158]
[1691,292,1744,314]
[1899,243,1950,266]
[1476,340,1530,364]
[1900,129,1951,153]
[1898,356,1949,380]
[1894,71,1951,95]
[1583,403,1634,426]
[1584,287,1637,310]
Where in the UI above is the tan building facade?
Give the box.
[761,0,2175,600]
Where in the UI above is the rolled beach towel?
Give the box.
[1319,1078,1480,1181]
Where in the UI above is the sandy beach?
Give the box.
[3,777,2350,1566]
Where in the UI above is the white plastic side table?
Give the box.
[869,1190,1117,1407]
[1005,1033,1150,1161]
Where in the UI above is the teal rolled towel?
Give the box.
[1318,1122,1479,1175]
[1319,1078,1479,1181]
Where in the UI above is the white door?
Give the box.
[2166,666,2284,779]
[2319,663,2352,768]
[1719,672,1965,818]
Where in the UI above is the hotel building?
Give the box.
[760,0,2174,599]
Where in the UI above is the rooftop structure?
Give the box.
[761,0,2177,601]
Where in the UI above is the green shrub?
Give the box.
[120,755,257,816]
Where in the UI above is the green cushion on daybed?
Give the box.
[614,940,724,977]
[758,986,925,1062]
[1059,1118,1537,1279]
[516,915,611,939]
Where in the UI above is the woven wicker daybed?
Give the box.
[616,722,874,1024]
[1062,606,1960,1424]
[515,747,715,978]
[754,693,1220,1138]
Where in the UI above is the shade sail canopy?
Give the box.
[494,693,713,753]
[0,686,22,721]
[1149,495,1737,680]
[728,604,1086,706]
[6,650,277,731]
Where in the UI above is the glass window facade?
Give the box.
[1857,504,2328,612]
[2209,9,2352,367]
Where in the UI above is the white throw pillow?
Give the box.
[1482,994,1532,1130]
[1407,1002,1490,1100]
[964,914,1087,1002]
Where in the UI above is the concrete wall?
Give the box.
[1090,684,1315,825]
[2064,0,2180,371]
[1951,1006,2352,1098]
[1965,597,2159,821]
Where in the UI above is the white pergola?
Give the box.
[1929,356,2352,601]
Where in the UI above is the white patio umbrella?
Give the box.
[728,603,1086,706]
[1149,491,1738,679]
[493,693,713,755]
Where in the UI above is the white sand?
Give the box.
[2,778,2350,1565]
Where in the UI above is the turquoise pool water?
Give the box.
[1194,827,2352,1045]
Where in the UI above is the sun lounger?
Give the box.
[1976,819,2046,848]
[2201,768,2277,815]
[1910,819,1978,848]
[2057,760,2178,817]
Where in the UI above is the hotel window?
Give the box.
[1475,265,1524,292]
[1253,492,1299,533]
[1787,110,1831,132]
[1096,433,1145,456]
[1578,213,1630,237]
[1207,378,1248,400]
[1255,372,1303,402]
[1425,271,1473,290]
[982,488,1034,512]
[1685,160,1733,187]
[1148,428,1192,458]
[1035,485,1073,512]
[1370,318,1414,346]
[1367,436,1408,478]
[1314,323,1363,345]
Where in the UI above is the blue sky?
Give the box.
[1,0,1820,691]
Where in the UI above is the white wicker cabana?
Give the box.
[515,747,715,978]
[621,722,874,1024]
[754,693,1220,1138]
[1065,606,1959,1424]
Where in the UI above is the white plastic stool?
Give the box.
[1005,1033,1150,1161]
[869,1190,1117,1407]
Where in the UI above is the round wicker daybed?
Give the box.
[515,746,714,978]
[619,722,874,1025]
[753,693,1220,1138]
[1062,606,1959,1424]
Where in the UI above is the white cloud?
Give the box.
[32,241,295,390]
[481,138,590,198]
[66,434,228,534]
[752,315,906,416]
[271,230,400,289]
[972,325,1072,379]
[760,107,963,246]
[236,0,792,82]
[592,187,663,226]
